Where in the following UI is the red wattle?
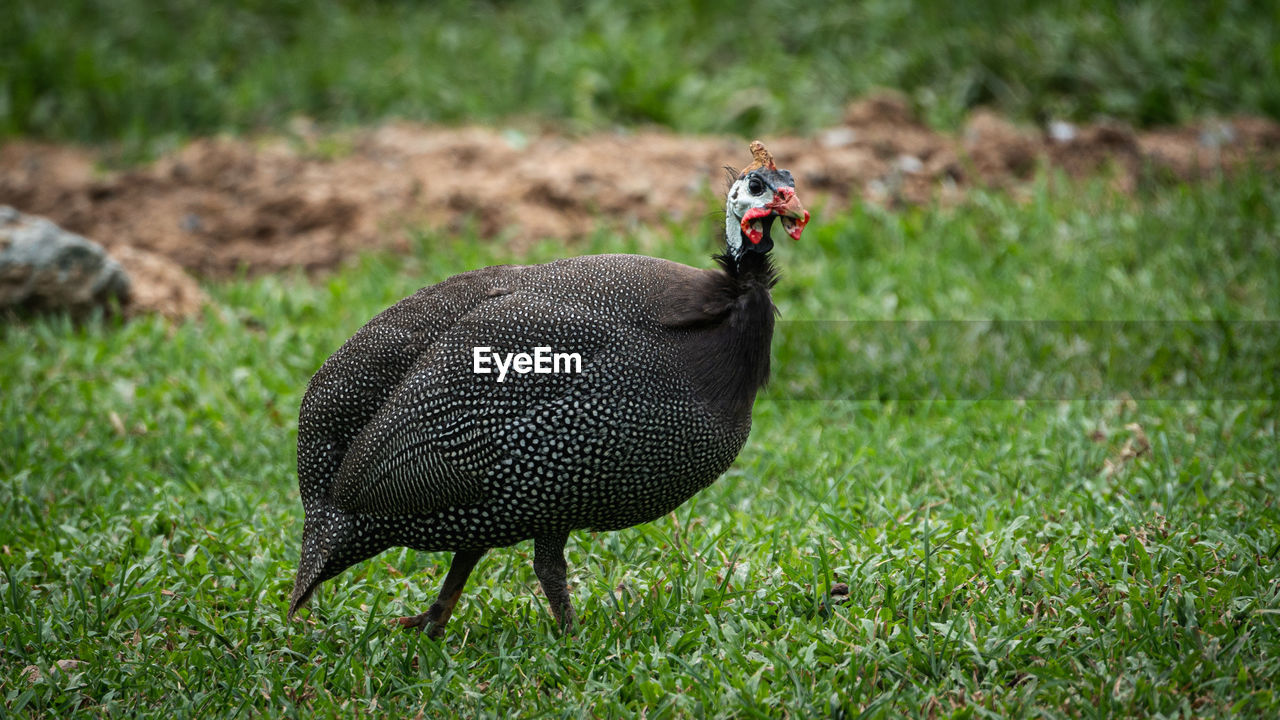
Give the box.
[740,207,773,244]
[784,210,810,240]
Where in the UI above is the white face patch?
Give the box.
[724,175,772,258]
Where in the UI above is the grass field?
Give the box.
[2,172,1278,717]
[4,0,1279,154]
[4,0,1280,715]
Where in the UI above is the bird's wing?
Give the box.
[325,290,634,516]
[297,264,526,507]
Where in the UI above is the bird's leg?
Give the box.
[533,533,576,633]
[398,548,486,638]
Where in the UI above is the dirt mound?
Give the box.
[3,95,1278,316]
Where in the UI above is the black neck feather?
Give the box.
[681,249,777,419]
[715,249,779,288]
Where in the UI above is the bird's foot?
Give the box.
[395,608,447,639]
[395,612,431,629]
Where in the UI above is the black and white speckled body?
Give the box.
[289,143,808,634]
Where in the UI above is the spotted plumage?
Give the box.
[289,143,809,636]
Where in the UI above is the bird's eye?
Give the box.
[747,176,765,195]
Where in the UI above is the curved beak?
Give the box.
[739,186,811,245]
[767,187,809,241]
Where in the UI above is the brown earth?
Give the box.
[2,92,1278,317]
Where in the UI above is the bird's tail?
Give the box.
[288,504,354,619]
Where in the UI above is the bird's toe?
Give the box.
[396,612,431,630]
[396,608,451,638]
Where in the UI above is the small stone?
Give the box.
[1199,120,1236,148]
[896,154,924,174]
[819,127,858,149]
[180,213,204,233]
[1048,121,1077,143]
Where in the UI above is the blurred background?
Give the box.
[3,0,1278,148]
[4,0,1279,317]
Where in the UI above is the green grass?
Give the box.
[3,0,1279,154]
[2,173,1278,717]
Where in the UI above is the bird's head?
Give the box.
[724,141,809,259]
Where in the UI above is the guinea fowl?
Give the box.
[288,141,809,636]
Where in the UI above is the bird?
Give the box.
[288,141,809,637]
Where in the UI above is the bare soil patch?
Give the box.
[3,94,1277,316]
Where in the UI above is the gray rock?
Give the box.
[0,206,131,314]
